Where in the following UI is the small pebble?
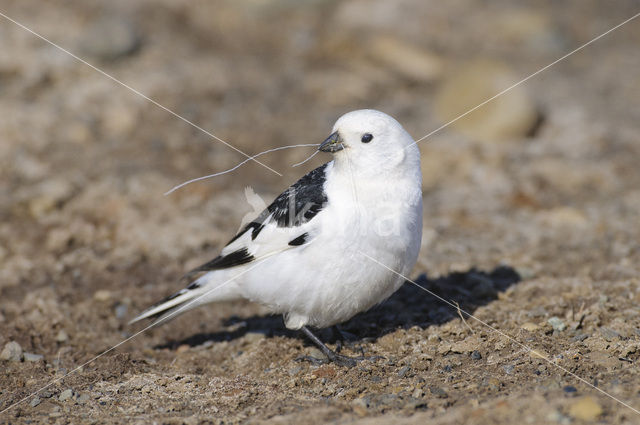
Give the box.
[244,332,265,344]
[58,389,73,402]
[547,317,566,332]
[521,322,540,332]
[288,366,303,376]
[56,330,69,343]
[93,290,112,301]
[599,327,620,341]
[471,350,482,360]
[502,364,515,374]
[77,393,90,404]
[568,396,603,421]
[30,396,41,407]
[397,366,411,378]
[39,389,54,399]
[571,334,589,342]
[24,352,44,362]
[563,385,577,394]
[114,303,128,319]
[429,386,448,398]
[0,341,23,362]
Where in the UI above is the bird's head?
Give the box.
[319,109,418,172]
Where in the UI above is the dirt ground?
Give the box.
[2,0,640,423]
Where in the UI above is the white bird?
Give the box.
[131,109,423,366]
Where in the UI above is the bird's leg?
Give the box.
[297,326,382,367]
[331,326,343,353]
[298,326,356,367]
[330,326,363,352]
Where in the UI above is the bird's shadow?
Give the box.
[155,266,520,349]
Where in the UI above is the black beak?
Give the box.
[318,131,344,153]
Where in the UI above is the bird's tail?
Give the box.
[128,273,242,325]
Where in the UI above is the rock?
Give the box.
[568,396,603,421]
[94,290,112,302]
[0,341,23,362]
[599,327,620,342]
[429,386,448,398]
[502,364,515,375]
[563,385,577,394]
[114,303,128,319]
[288,366,303,376]
[80,16,141,61]
[39,389,55,399]
[521,322,540,332]
[397,366,411,378]
[58,389,74,402]
[437,343,452,356]
[571,334,589,342]
[55,330,69,343]
[367,36,444,82]
[24,352,44,362]
[547,317,566,332]
[434,60,539,143]
[244,332,266,344]
[471,350,482,360]
[30,396,41,407]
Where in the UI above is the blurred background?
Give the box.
[1,0,640,422]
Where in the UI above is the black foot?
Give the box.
[298,326,384,368]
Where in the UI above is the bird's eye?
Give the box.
[361,133,373,143]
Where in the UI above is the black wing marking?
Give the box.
[195,247,254,270]
[267,163,329,228]
[188,163,329,275]
[184,248,254,280]
[228,162,329,245]
[288,232,309,246]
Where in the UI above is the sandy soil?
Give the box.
[1,0,640,423]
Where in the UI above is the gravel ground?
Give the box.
[1,0,640,424]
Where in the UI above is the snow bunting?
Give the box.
[131,109,423,366]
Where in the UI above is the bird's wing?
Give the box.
[128,162,332,325]
[185,162,331,279]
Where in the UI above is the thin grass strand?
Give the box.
[291,149,321,167]
[165,144,319,195]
